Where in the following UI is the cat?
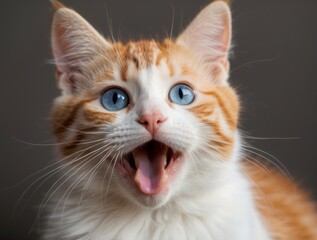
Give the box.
[44,0,317,239]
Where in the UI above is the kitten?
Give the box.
[44,0,317,239]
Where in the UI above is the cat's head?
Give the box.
[50,0,239,208]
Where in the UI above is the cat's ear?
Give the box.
[51,1,111,94]
[176,0,231,85]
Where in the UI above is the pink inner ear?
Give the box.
[52,43,69,74]
[207,60,230,85]
[177,1,232,63]
[51,7,111,94]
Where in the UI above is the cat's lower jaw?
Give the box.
[113,139,186,208]
[44,162,271,240]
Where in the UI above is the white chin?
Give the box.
[133,192,171,208]
[116,182,172,208]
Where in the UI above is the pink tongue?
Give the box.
[133,142,168,195]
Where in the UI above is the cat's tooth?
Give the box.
[163,157,167,169]
[162,172,168,185]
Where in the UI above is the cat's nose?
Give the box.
[138,113,167,136]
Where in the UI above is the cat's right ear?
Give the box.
[176,0,232,85]
[51,1,111,94]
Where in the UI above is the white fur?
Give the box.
[44,135,271,240]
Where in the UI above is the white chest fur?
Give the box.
[44,164,271,240]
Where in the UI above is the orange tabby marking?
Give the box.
[244,161,317,239]
[82,105,117,125]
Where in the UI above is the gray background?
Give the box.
[1,0,316,239]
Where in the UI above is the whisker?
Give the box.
[12,136,105,147]
[49,122,111,135]
[100,146,119,199]
[78,148,114,205]
[230,55,280,74]
[240,131,300,141]
[169,3,175,41]
[13,141,106,216]
[243,155,272,177]
[32,143,111,233]
[104,151,122,200]
[103,3,125,68]
[242,145,293,182]
[239,167,274,209]
[58,148,111,224]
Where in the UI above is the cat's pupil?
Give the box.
[179,88,183,99]
[112,92,118,104]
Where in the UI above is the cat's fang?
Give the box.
[165,148,173,169]
[127,153,136,170]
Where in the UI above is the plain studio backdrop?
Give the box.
[1,0,316,239]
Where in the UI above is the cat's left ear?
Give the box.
[51,1,111,94]
[177,0,231,85]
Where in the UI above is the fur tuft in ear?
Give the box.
[51,6,111,94]
[177,1,232,85]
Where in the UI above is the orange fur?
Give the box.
[52,98,90,137]
[114,40,176,80]
[61,132,85,156]
[61,126,97,155]
[82,105,117,125]
[243,161,317,239]
[180,65,200,78]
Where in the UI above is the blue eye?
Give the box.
[169,84,195,105]
[101,88,129,111]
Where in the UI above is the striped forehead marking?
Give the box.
[114,40,175,81]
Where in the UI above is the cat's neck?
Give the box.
[50,166,270,240]
[48,135,271,240]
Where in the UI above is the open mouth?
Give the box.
[122,140,182,195]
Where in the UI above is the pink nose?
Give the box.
[138,113,167,135]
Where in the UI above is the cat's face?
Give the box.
[51,0,239,208]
